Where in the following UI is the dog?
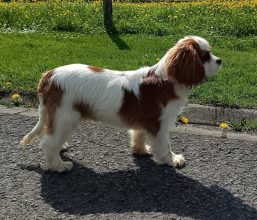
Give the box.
[20,36,222,172]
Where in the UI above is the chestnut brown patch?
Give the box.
[73,101,96,121]
[38,70,54,94]
[38,70,63,134]
[119,70,178,136]
[165,39,205,88]
[199,50,211,63]
[88,66,104,73]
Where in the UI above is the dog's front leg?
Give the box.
[149,131,185,168]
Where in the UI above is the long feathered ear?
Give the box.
[165,39,205,88]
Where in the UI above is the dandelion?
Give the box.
[179,116,189,124]
[11,93,20,100]
[11,93,22,106]
[5,82,12,86]
[219,122,229,129]
[220,122,229,138]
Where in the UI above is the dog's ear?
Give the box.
[165,39,205,88]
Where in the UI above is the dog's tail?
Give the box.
[20,94,46,146]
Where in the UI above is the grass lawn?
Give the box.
[0,32,257,109]
[0,1,256,37]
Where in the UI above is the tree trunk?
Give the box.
[103,0,113,29]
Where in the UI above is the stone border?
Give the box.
[184,103,257,125]
[173,125,257,142]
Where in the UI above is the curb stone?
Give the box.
[184,103,257,125]
[1,104,257,142]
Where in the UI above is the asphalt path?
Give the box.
[1,111,257,219]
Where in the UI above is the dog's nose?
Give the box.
[216,59,222,65]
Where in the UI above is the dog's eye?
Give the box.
[201,51,211,63]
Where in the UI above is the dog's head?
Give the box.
[165,36,221,88]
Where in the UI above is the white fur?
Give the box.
[52,64,151,127]
[20,36,221,172]
[204,53,221,77]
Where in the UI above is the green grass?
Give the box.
[0,1,256,37]
[231,119,257,132]
[0,32,257,109]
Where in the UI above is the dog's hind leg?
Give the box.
[129,130,152,156]
[20,95,46,146]
[40,106,81,172]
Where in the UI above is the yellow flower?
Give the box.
[11,93,21,101]
[219,122,229,129]
[5,82,12,86]
[179,116,189,124]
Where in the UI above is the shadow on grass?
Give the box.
[22,156,257,219]
[105,24,130,50]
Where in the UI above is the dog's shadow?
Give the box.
[23,156,257,219]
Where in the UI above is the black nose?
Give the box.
[216,59,222,65]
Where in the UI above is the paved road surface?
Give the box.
[1,111,257,219]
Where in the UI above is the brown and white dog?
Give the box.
[20,36,222,172]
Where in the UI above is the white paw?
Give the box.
[41,161,73,173]
[56,161,73,173]
[171,154,185,168]
[145,144,152,155]
[61,142,70,151]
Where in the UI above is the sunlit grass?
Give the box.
[0,1,256,36]
[0,32,257,109]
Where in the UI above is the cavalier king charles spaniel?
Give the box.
[21,36,222,172]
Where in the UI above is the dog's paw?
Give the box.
[56,161,73,173]
[132,144,152,156]
[41,161,73,173]
[156,152,185,168]
[170,154,185,168]
[145,144,152,155]
[60,142,70,152]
